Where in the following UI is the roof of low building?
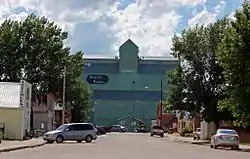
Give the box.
[0,82,20,108]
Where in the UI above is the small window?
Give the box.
[67,125,76,131]
[26,88,30,100]
[85,124,94,130]
[152,126,163,130]
[75,124,94,131]
[219,130,236,135]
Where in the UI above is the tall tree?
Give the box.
[166,63,195,113]
[0,20,24,82]
[0,14,93,121]
[216,2,250,128]
[168,19,230,125]
[64,52,93,122]
[19,14,69,95]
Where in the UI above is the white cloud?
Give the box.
[188,9,217,27]
[228,10,236,21]
[101,0,207,56]
[174,0,207,6]
[188,1,226,28]
[0,0,234,56]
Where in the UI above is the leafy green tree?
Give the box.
[216,2,250,127]
[0,20,24,82]
[19,14,69,95]
[166,63,194,113]
[63,52,93,122]
[168,19,230,125]
[0,14,92,121]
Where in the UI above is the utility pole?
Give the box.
[160,77,163,127]
[62,66,66,124]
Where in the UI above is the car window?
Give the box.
[66,124,76,131]
[56,124,68,131]
[85,124,94,130]
[218,130,236,135]
[75,124,94,131]
[152,126,163,130]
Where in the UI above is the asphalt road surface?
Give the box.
[0,133,249,159]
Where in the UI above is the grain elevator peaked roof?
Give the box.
[0,82,20,108]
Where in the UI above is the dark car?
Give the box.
[96,126,106,135]
[134,125,148,133]
[110,125,127,133]
[150,125,164,137]
[98,126,111,133]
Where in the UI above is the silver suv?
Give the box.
[43,123,98,143]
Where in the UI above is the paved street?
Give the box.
[0,133,249,159]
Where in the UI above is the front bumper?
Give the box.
[151,131,164,135]
[43,134,57,141]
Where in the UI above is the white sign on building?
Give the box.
[19,80,25,108]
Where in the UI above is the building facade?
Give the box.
[32,93,57,132]
[83,39,177,131]
[0,80,32,140]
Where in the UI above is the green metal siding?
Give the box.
[84,74,168,91]
[83,39,177,131]
[94,100,157,130]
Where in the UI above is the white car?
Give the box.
[210,129,239,150]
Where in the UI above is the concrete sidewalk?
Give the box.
[0,138,46,153]
[166,134,250,152]
[167,134,210,145]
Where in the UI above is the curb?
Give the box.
[0,142,47,153]
[171,139,250,152]
[172,139,209,145]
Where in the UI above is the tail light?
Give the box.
[233,136,239,141]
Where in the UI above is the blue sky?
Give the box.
[0,0,241,56]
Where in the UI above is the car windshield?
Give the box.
[219,130,236,135]
[152,126,162,130]
[56,124,68,131]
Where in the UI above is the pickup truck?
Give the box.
[193,128,201,140]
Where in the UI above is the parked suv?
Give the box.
[43,123,98,143]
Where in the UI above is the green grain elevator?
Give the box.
[83,39,177,131]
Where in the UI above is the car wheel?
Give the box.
[56,136,64,143]
[193,137,197,140]
[150,134,153,137]
[160,134,164,137]
[85,135,93,143]
[119,129,122,133]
